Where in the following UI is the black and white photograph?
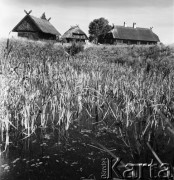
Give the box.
[0,0,174,179]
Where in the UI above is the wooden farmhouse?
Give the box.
[98,22,160,45]
[61,25,88,43]
[12,11,61,41]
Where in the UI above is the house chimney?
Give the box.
[124,22,127,27]
[133,22,136,28]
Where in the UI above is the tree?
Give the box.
[88,17,112,44]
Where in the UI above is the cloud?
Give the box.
[3,0,174,9]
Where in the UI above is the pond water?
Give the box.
[0,127,105,180]
[1,126,174,180]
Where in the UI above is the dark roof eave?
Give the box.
[62,37,87,40]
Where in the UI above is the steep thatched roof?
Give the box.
[12,14,61,36]
[30,15,60,35]
[109,25,159,42]
[61,26,88,40]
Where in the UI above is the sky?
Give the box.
[0,0,174,44]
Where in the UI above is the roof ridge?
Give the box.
[69,25,79,30]
[136,27,150,30]
[114,25,150,30]
[30,15,50,22]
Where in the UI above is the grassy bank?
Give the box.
[0,38,174,179]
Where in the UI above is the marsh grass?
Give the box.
[0,38,174,165]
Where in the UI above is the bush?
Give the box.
[65,42,84,56]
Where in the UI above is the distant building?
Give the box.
[98,22,160,45]
[12,11,61,41]
[61,25,88,43]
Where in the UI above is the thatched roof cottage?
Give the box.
[12,11,61,41]
[99,22,160,45]
[61,25,88,43]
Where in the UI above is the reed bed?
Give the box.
[0,38,174,163]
